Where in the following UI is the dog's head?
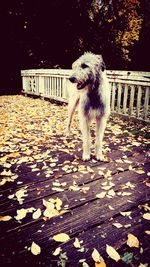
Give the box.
[69,52,106,90]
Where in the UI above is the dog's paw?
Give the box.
[96,153,104,161]
[82,153,90,161]
[64,128,71,135]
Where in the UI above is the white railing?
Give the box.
[21,69,150,121]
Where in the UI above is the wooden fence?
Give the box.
[21,69,150,121]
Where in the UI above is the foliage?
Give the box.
[0,0,149,93]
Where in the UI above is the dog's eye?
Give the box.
[81,63,88,69]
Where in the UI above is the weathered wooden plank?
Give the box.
[0,153,149,211]
[0,162,149,235]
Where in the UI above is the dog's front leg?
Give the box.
[79,117,90,161]
[95,116,107,161]
[65,95,79,134]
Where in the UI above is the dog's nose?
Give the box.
[69,76,76,83]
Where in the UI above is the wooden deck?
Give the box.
[0,95,150,267]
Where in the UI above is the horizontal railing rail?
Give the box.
[21,69,150,121]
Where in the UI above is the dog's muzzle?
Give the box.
[69,76,89,90]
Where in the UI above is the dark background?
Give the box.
[0,0,150,95]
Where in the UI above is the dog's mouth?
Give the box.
[77,80,89,90]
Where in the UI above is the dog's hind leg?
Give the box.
[95,116,107,161]
[79,117,91,161]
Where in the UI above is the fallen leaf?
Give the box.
[31,241,41,255]
[0,215,12,221]
[53,247,62,256]
[145,230,150,235]
[92,248,101,262]
[120,211,131,217]
[95,262,107,267]
[127,233,140,248]
[73,238,81,248]
[106,244,121,262]
[143,213,150,220]
[96,192,106,199]
[135,169,145,174]
[32,208,42,219]
[52,233,70,243]
[113,223,123,229]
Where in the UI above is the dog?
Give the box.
[66,52,110,161]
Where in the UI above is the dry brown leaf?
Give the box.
[106,244,121,262]
[127,233,140,248]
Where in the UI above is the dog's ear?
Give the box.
[96,54,106,71]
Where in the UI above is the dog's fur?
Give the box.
[66,52,110,161]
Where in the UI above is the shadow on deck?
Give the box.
[0,95,150,267]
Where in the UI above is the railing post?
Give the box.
[144,86,149,120]
[136,85,142,118]
[123,84,128,114]
[111,82,116,112]
[129,85,135,116]
[39,76,44,95]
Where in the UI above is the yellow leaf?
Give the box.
[73,238,81,248]
[120,211,131,217]
[52,233,70,243]
[113,223,123,229]
[92,248,101,262]
[127,233,140,248]
[31,241,41,255]
[117,167,124,172]
[0,215,12,221]
[53,247,62,256]
[135,169,145,174]
[95,262,107,267]
[55,198,62,211]
[106,244,121,262]
[143,213,150,220]
[145,230,150,235]
[32,208,41,219]
[96,192,106,199]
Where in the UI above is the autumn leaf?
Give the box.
[135,169,145,174]
[92,248,102,263]
[95,262,107,267]
[127,233,140,248]
[31,241,41,255]
[96,192,106,199]
[32,208,42,219]
[106,244,121,262]
[113,223,123,229]
[73,238,81,248]
[52,233,70,243]
[143,213,150,220]
[0,215,12,221]
[53,247,62,256]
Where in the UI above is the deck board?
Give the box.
[0,95,150,267]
